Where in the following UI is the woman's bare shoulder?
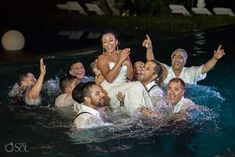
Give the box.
[97,53,108,61]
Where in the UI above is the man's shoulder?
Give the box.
[182,98,195,106]
[74,112,93,123]
[55,94,68,107]
[74,112,101,129]
[55,94,68,101]
[151,85,164,94]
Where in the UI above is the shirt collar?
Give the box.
[173,96,185,113]
[146,81,157,91]
[80,103,100,116]
[170,67,186,78]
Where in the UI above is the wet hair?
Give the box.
[59,74,77,92]
[171,48,188,61]
[72,81,96,104]
[17,72,30,86]
[151,60,163,78]
[168,78,186,90]
[68,60,84,71]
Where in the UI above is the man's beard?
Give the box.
[91,98,105,107]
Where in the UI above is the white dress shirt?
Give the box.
[55,93,77,108]
[74,104,112,129]
[162,64,207,85]
[145,81,166,110]
[173,96,195,113]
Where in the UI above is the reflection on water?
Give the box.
[192,31,207,55]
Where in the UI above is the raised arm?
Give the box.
[28,58,46,99]
[202,45,225,74]
[142,34,155,61]
[97,48,131,83]
[142,34,168,85]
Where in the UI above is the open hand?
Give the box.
[118,48,131,64]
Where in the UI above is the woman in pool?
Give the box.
[96,31,153,115]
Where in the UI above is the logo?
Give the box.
[4,142,29,153]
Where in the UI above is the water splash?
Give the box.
[69,84,223,144]
[43,77,61,98]
[185,84,224,111]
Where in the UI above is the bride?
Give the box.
[97,31,153,115]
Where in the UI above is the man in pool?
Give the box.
[69,61,94,83]
[9,58,46,106]
[167,78,196,113]
[72,82,112,129]
[138,78,196,124]
[55,75,79,109]
[136,60,167,112]
[143,35,225,85]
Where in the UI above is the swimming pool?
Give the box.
[0,25,235,157]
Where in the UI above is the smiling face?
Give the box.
[134,61,145,79]
[70,62,85,81]
[171,50,187,72]
[167,79,185,106]
[101,33,118,53]
[138,61,157,84]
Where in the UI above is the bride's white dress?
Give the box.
[101,62,153,115]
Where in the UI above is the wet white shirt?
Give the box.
[55,94,76,107]
[173,97,195,113]
[101,62,153,115]
[145,81,166,110]
[162,64,207,85]
[74,104,112,129]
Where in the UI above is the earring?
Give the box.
[116,45,119,51]
[103,47,105,53]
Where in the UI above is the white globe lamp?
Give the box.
[1,30,25,51]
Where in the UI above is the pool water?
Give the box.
[0,25,235,157]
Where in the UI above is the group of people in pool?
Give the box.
[9,31,225,129]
